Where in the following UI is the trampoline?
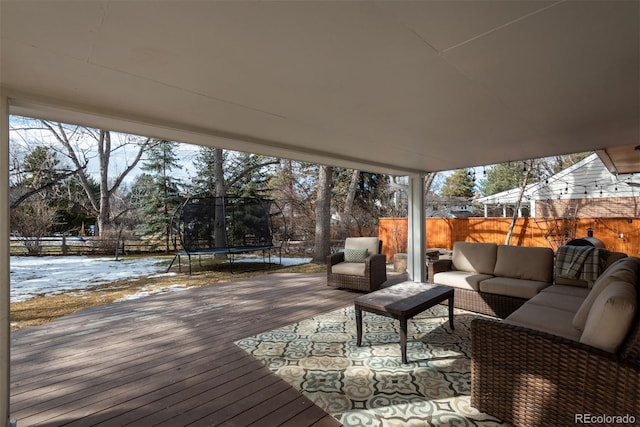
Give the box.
[168,196,285,274]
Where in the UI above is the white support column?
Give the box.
[407,174,425,282]
[0,92,10,424]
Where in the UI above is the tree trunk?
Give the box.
[424,172,436,196]
[338,170,359,241]
[97,130,111,235]
[505,164,532,245]
[213,148,227,248]
[286,160,295,239]
[313,165,332,264]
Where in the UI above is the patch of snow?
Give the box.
[10,256,166,302]
[10,255,311,302]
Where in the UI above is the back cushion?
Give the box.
[451,242,497,274]
[580,281,637,353]
[573,257,640,330]
[345,237,380,255]
[493,245,554,282]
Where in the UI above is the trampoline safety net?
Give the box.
[169,196,285,273]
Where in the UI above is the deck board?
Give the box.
[11,272,407,426]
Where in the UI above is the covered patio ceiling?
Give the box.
[1,0,639,175]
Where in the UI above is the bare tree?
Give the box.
[11,197,58,255]
[505,161,533,245]
[40,121,153,235]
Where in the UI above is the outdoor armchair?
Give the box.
[327,237,387,292]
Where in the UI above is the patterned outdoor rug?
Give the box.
[235,304,508,426]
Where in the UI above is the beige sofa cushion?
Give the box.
[345,237,380,255]
[527,291,586,313]
[433,271,493,291]
[580,281,637,353]
[541,285,590,299]
[504,303,582,341]
[331,262,365,276]
[451,242,497,275]
[479,276,550,299]
[572,257,640,331]
[493,245,554,283]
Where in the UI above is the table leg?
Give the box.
[355,307,363,347]
[400,317,408,364]
[448,294,455,330]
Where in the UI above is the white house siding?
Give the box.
[478,154,640,218]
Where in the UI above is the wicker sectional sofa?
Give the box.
[471,255,640,426]
[428,242,556,318]
[431,241,640,426]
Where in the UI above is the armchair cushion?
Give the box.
[345,237,380,255]
[344,248,369,263]
[331,262,366,276]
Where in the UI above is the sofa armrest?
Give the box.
[428,259,452,284]
[471,318,640,426]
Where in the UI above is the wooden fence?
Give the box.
[9,237,166,256]
[378,217,640,261]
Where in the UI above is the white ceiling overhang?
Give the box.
[1,1,638,175]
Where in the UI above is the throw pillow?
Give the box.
[344,248,369,263]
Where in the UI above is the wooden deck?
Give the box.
[10,272,406,426]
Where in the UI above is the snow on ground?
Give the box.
[10,255,311,303]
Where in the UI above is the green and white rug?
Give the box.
[235,305,508,426]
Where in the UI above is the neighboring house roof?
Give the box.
[477,154,640,206]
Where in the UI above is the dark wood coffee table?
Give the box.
[354,282,454,364]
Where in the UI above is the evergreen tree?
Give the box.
[478,162,528,196]
[441,169,476,198]
[136,140,183,252]
[191,147,278,198]
[191,146,218,197]
[224,152,278,198]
